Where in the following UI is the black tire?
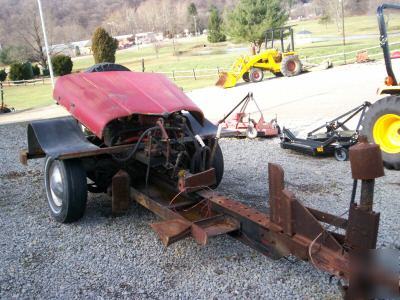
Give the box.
[249,68,264,83]
[85,63,131,73]
[242,72,250,82]
[334,148,349,161]
[281,55,302,77]
[44,157,88,223]
[272,72,284,77]
[211,143,224,188]
[361,96,400,170]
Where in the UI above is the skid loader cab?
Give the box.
[377,3,400,95]
[264,26,295,54]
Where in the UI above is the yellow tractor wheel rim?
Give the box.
[372,113,400,154]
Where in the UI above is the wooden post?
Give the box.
[172,71,176,81]
[193,69,196,80]
[0,82,3,109]
[141,58,145,72]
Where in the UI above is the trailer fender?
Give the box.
[184,113,217,138]
[27,117,98,159]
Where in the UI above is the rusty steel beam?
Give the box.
[112,170,131,215]
[177,168,216,192]
[121,140,397,298]
[307,207,348,230]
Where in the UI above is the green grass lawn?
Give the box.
[3,84,53,110]
[5,14,400,110]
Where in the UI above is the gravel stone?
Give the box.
[0,122,399,299]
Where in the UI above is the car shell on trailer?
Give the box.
[20,66,400,299]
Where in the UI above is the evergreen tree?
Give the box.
[208,6,226,43]
[188,3,197,17]
[227,0,288,48]
[188,3,198,34]
[91,27,119,64]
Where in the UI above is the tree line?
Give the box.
[0,0,392,73]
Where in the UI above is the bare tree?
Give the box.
[13,1,55,68]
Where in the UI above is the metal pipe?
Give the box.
[37,0,55,88]
[340,0,346,64]
[360,179,375,211]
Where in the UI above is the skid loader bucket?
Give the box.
[216,72,238,89]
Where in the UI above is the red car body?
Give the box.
[54,71,204,138]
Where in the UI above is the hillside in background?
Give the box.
[0,0,238,46]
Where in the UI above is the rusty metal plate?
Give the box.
[151,219,192,247]
[178,168,216,192]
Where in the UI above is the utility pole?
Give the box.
[37,0,55,88]
[340,0,346,64]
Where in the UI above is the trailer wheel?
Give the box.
[361,96,400,170]
[44,157,88,223]
[249,68,264,83]
[246,126,258,139]
[211,144,224,188]
[281,56,302,77]
[242,72,250,82]
[334,148,349,161]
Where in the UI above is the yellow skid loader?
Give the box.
[216,27,302,88]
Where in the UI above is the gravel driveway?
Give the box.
[0,122,399,299]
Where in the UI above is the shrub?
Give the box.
[91,27,118,64]
[9,63,24,81]
[51,55,73,76]
[0,69,7,82]
[32,64,41,76]
[22,62,34,80]
[42,68,50,76]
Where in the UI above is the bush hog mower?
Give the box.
[219,92,279,139]
[280,102,370,161]
[216,27,302,88]
[20,64,399,299]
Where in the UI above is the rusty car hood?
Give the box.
[53,71,204,138]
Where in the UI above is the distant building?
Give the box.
[135,32,163,45]
[71,40,91,56]
[114,34,135,49]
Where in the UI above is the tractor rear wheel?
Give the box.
[281,55,302,77]
[249,68,264,83]
[242,72,250,82]
[361,96,400,170]
[44,157,88,223]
